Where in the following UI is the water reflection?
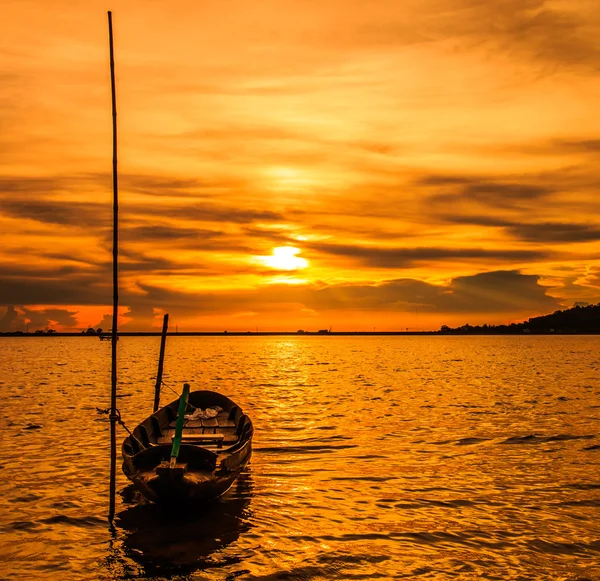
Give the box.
[3,336,600,581]
[112,471,253,577]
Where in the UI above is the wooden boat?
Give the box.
[122,384,253,504]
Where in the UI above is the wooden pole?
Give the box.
[108,10,119,523]
[153,313,169,412]
[170,383,190,467]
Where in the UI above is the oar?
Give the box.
[170,383,190,468]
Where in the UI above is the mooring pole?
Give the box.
[107,10,119,523]
[153,313,169,412]
[170,383,191,467]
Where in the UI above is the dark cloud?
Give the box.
[154,203,284,225]
[241,226,300,246]
[554,139,600,154]
[359,0,600,73]
[0,262,98,279]
[482,0,600,73]
[119,225,249,252]
[305,242,551,267]
[418,174,555,210]
[417,175,474,187]
[1,176,283,235]
[123,225,226,242]
[0,305,78,332]
[0,176,65,194]
[119,173,248,197]
[1,198,109,226]
[435,214,511,228]
[506,222,600,243]
[0,172,246,200]
[576,266,600,290]
[21,307,79,330]
[120,270,560,319]
[463,182,552,202]
[0,306,20,332]
[117,250,186,275]
[119,305,159,331]
[0,268,564,330]
[435,212,600,244]
[443,270,558,313]
[93,313,114,332]
[299,271,559,314]
[0,275,110,306]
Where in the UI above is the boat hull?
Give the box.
[122,390,253,504]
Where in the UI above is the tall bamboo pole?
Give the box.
[107,10,119,523]
[153,313,169,412]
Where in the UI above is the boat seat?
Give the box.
[218,418,235,428]
[177,433,224,448]
[223,432,240,444]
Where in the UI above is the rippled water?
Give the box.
[1,335,599,580]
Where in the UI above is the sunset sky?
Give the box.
[1,0,600,332]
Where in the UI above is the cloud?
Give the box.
[1,198,109,226]
[119,173,249,198]
[122,225,227,245]
[22,307,79,330]
[443,270,559,312]
[305,242,552,268]
[357,0,600,73]
[506,222,600,243]
[0,266,570,330]
[575,266,600,290]
[270,271,560,314]
[553,139,600,154]
[0,305,79,332]
[0,176,66,194]
[0,274,110,306]
[418,174,556,210]
[435,213,600,244]
[0,306,20,332]
[119,305,160,331]
[153,204,284,225]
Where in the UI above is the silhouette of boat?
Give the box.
[122,386,253,504]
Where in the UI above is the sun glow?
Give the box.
[258,246,309,271]
[265,166,314,191]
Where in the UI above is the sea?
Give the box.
[0,335,599,581]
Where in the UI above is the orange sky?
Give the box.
[1,0,600,332]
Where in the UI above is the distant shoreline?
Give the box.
[1,330,599,337]
[2,331,432,337]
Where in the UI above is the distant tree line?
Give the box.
[438,303,600,334]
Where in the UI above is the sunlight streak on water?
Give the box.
[0,335,599,580]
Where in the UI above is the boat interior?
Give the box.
[123,391,252,458]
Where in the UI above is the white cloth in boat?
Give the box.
[184,406,223,420]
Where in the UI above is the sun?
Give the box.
[259,246,309,271]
